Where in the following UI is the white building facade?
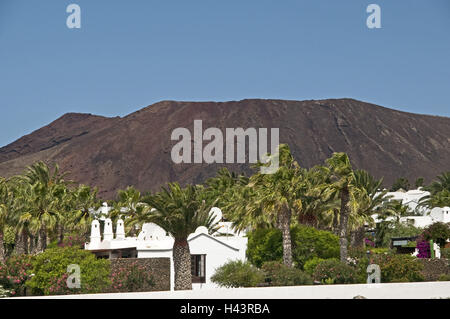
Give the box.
[84,207,248,290]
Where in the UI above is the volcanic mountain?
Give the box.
[0,99,449,199]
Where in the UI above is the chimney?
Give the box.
[116,219,125,240]
[90,220,101,245]
[103,218,114,241]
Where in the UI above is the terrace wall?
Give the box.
[419,258,450,281]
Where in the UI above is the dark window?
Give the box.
[191,255,206,283]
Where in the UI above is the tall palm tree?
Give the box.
[322,152,359,262]
[349,170,387,247]
[16,162,69,252]
[0,178,9,262]
[65,185,99,242]
[225,144,304,267]
[145,183,217,290]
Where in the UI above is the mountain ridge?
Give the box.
[0,98,449,199]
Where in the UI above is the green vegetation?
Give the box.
[313,259,358,284]
[246,225,339,269]
[27,247,111,295]
[1,149,449,295]
[420,222,450,248]
[210,260,265,288]
[371,254,424,283]
[390,177,410,191]
[261,261,313,286]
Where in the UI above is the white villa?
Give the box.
[372,188,450,228]
[84,206,248,290]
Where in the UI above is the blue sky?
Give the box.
[0,0,449,147]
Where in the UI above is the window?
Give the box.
[191,254,206,283]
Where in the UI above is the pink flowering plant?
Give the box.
[0,254,34,296]
[110,261,154,292]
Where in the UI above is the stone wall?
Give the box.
[419,258,450,281]
[110,258,171,292]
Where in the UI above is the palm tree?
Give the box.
[225,144,304,267]
[65,185,99,242]
[16,162,69,252]
[322,152,358,262]
[203,168,248,209]
[425,171,450,195]
[0,178,9,262]
[420,189,450,208]
[112,186,148,236]
[145,183,217,290]
[349,170,387,247]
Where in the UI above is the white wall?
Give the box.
[189,235,248,289]
[137,235,248,290]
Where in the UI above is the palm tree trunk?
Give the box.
[28,234,36,254]
[58,224,64,245]
[277,205,293,267]
[37,227,47,253]
[0,232,6,263]
[172,238,192,290]
[332,209,339,235]
[14,231,27,255]
[339,187,350,263]
[352,226,365,248]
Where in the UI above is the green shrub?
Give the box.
[27,247,111,295]
[247,225,339,269]
[0,285,10,298]
[441,248,450,259]
[0,254,34,296]
[421,222,450,248]
[438,274,450,281]
[371,254,424,283]
[313,259,358,284]
[375,221,422,248]
[110,261,154,292]
[261,261,313,286]
[303,257,325,275]
[211,260,265,288]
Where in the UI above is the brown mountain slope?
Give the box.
[0,98,449,199]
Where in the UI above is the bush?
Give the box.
[211,260,265,288]
[438,274,450,281]
[313,259,358,284]
[110,261,154,292]
[261,261,313,286]
[27,247,111,295]
[303,257,325,275]
[375,221,422,248]
[0,285,10,298]
[371,254,424,283]
[247,225,339,269]
[0,254,34,296]
[421,222,450,248]
[441,248,450,259]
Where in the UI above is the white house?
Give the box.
[372,188,450,229]
[381,188,431,215]
[84,207,248,290]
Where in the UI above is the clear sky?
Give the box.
[0,0,449,147]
